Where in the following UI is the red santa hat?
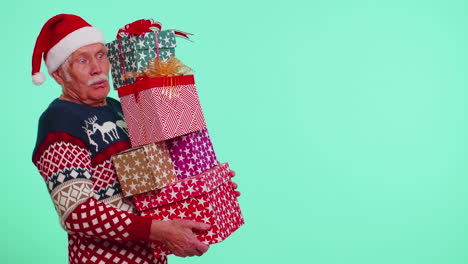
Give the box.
[31,14,105,85]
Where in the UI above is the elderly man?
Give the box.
[31,14,236,264]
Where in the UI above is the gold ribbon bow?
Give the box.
[122,56,192,98]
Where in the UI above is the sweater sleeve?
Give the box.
[33,132,152,242]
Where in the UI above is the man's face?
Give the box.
[52,43,110,106]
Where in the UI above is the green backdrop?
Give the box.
[2,0,468,263]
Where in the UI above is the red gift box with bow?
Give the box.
[118,74,207,147]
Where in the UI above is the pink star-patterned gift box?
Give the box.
[167,128,218,180]
[118,75,207,147]
[133,163,244,258]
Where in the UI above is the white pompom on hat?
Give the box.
[31,14,105,85]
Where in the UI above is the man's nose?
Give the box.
[89,58,102,75]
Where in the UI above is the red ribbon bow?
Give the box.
[117,19,162,39]
[116,19,193,40]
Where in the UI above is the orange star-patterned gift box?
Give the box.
[111,142,178,197]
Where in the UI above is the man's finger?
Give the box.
[194,241,209,255]
[173,250,188,258]
[187,221,211,231]
[183,247,200,257]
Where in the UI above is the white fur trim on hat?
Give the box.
[32,72,46,85]
[45,26,105,74]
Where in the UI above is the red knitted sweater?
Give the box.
[32,98,167,264]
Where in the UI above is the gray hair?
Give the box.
[59,57,72,82]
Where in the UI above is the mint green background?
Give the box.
[2,0,468,263]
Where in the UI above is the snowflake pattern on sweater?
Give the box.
[32,98,167,264]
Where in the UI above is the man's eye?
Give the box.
[79,58,87,63]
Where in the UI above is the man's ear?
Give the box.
[51,69,65,86]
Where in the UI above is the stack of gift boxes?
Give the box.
[106,19,244,258]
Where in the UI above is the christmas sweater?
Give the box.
[32,98,167,264]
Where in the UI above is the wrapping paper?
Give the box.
[133,163,244,258]
[167,128,218,180]
[111,142,178,197]
[106,30,176,89]
[118,75,206,147]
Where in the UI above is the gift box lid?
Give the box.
[117,74,195,97]
[133,163,231,211]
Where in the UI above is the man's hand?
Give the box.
[230,170,241,197]
[150,219,210,257]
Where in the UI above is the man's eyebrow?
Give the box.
[71,50,88,58]
[71,47,106,58]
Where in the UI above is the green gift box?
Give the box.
[106,30,177,89]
